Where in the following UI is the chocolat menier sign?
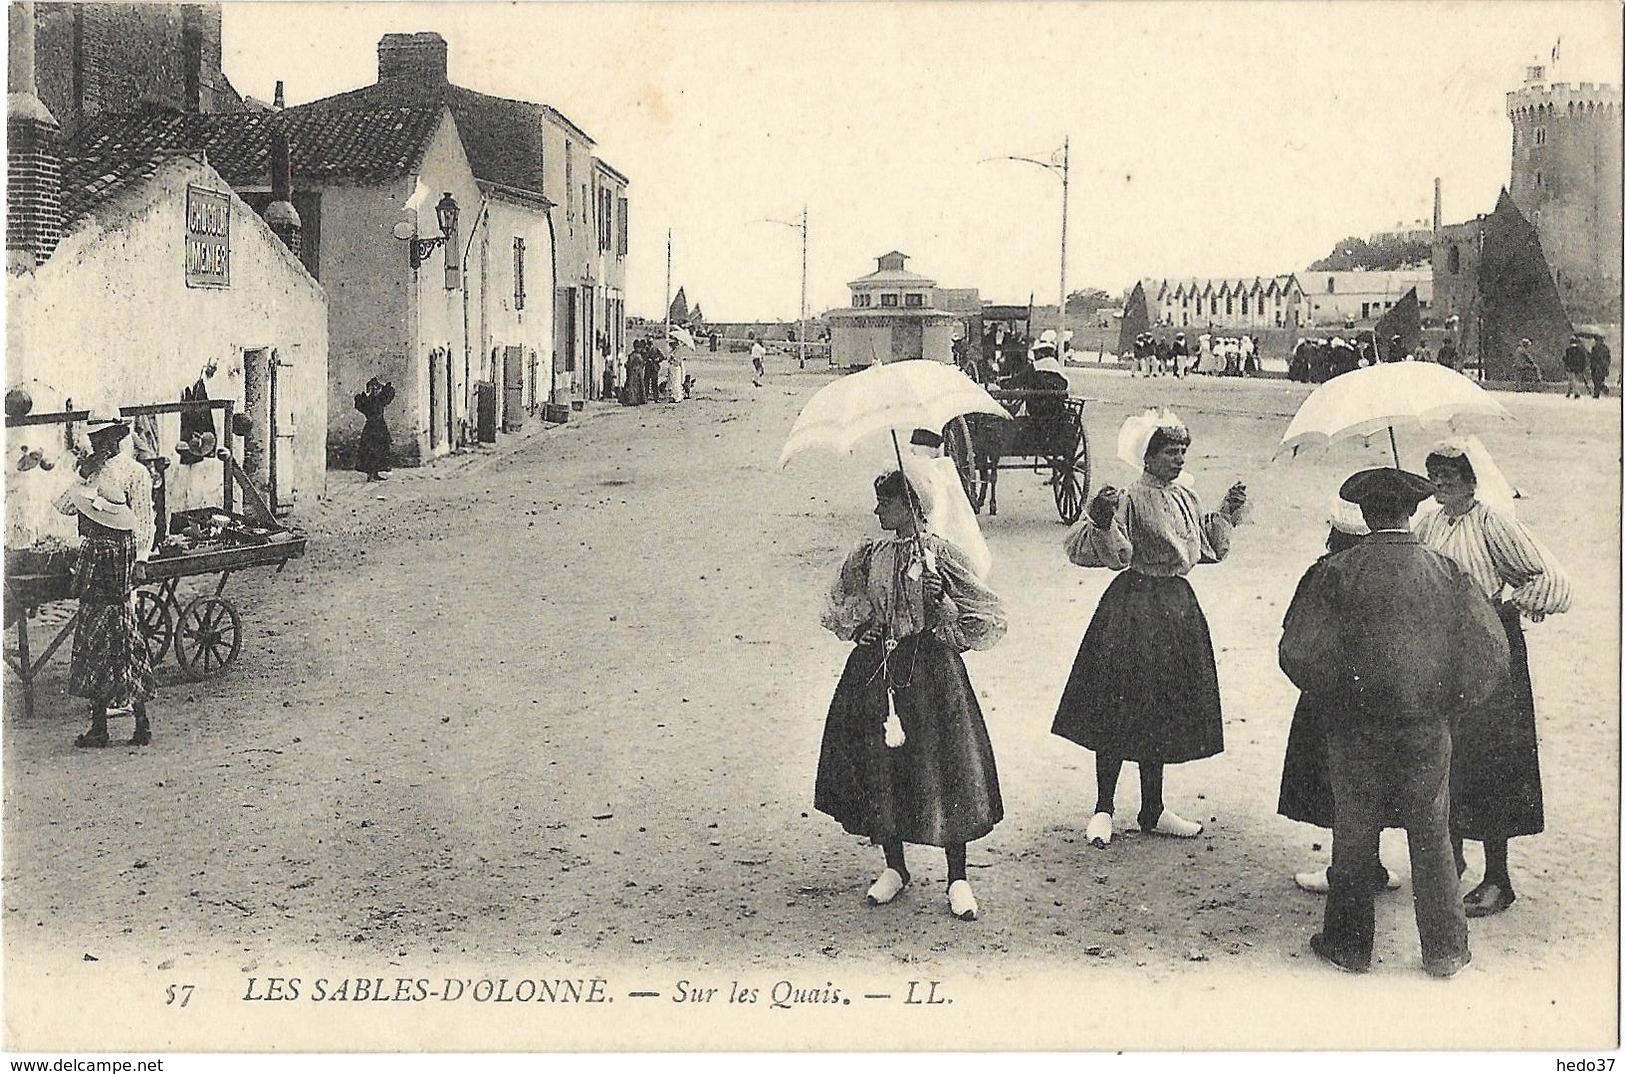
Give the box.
[185,184,231,288]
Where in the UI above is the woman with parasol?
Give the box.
[1416,436,1570,917]
[1051,409,1248,849]
[814,463,1007,921]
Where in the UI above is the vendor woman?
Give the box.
[815,466,1007,921]
[54,414,156,747]
[1051,409,1248,848]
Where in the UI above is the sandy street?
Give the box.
[4,353,1619,1050]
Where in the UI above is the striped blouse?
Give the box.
[1413,501,1571,617]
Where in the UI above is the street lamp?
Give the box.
[982,138,1070,364]
[757,206,810,369]
[394,192,460,282]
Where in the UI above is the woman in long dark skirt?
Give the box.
[1415,439,1570,917]
[54,416,157,747]
[815,468,1007,921]
[1277,508,1402,893]
[354,377,395,481]
[1052,409,1247,849]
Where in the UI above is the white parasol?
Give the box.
[1275,362,1512,466]
[777,360,1008,469]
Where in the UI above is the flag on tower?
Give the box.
[1551,37,1561,63]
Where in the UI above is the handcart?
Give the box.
[4,399,306,717]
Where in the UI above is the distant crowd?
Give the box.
[1131,332,1261,378]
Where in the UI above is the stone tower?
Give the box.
[1505,67,1623,322]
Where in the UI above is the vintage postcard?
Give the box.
[2,0,1619,1061]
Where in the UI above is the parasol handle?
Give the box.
[1388,426,1400,468]
[889,429,930,559]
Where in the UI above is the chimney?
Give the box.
[7,1,61,270]
[1433,177,1442,236]
[377,32,448,86]
[262,129,302,260]
[273,80,284,109]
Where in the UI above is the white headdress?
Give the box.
[1116,408,1187,476]
[897,454,992,580]
[1425,434,1517,518]
[1327,496,1370,536]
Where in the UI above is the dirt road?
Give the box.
[5,354,1618,1050]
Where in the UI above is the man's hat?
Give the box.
[1339,467,1434,509]
[84,411,130,444]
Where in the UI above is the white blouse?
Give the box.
[1413,500,1570,617]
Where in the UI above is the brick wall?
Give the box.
[6,117,62,264]
[31,2,237,137]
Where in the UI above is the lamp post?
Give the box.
[982,138,1070,363]
[758,206,809,369]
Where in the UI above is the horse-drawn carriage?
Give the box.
[942,315,1094,525]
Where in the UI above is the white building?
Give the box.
[826,251,958,366]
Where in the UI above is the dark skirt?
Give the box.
[1051,571,1224,764]
[1451,602,1543,840]
[356,417,391,474]
[814,631,1003,847]
[68,532,155,707]
[1277,693,1404,829]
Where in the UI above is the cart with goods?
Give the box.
[941,386,1093,524]
[4,399,306,718]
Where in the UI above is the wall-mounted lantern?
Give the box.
[393,192,460,288]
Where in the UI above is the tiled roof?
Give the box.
[59,152,177,228]
[296,81,546,195]
[65,105,445,191]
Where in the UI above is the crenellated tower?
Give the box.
[1506,67,1623,321]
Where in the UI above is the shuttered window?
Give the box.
[514,237,526,310]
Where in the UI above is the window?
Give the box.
[904,293,924,308]
[853,293,872,308]
[1534,126,1547,146]
[1241,295,1249,315]
[565,142,574,221]
[880,293,899,308]
[1448,245,1461,273]
[513,237,526,310]
[1326,276,1335,293]
[616,196,629,256]
[1534,170,1543,189]
[1225,298,1233,316]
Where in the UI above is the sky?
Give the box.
[222,1,1623,322]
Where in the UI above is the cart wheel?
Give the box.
[1052,423,1092,525]
[134,589,175,665]
[942,416,985,512]
[174,596,242,681]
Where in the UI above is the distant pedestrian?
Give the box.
[815,467,1008,921]
[750,336,767,387]
[1588,335,1611,398]
[354,376,395,481]
[1562,334,1588,398]
[1172,333,1189,377]
[623,342,648,406]
[1436,337,1460,371]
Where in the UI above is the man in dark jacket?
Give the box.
[1588,335,1611,399]
[1280,467,1509,978]
[1563,333,1590,398]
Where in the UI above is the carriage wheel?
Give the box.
[942,417,986,512]
[174,596,243,681]
[134,589,175,665]
[1051,423,1093,525]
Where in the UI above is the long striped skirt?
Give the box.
[68,532,155,708]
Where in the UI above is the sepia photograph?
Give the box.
[2,0,1620,1061]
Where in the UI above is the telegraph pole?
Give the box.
[798,203,809,370]
[664,229,672,348]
